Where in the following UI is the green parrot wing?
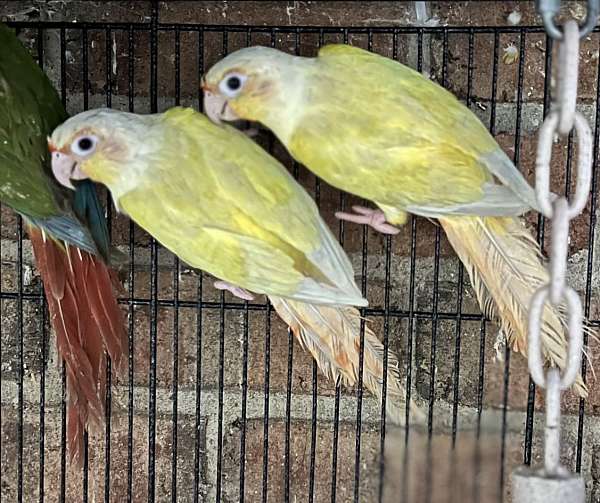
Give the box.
[0,23,65,219]
[0,23,110,258]
[286,44,537,220]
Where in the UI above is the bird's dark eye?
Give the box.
[78,137,93,151]
[226,76,241,91]
[71,135,98,156]
[218,72,247,97]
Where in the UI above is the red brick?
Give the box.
[221,418,381,502]
[1,298,48,379]
[384,424,588,503]
[0,1,152,23]
[433,1,539,27]
[496,133,594,255]
[0,406,204,503]
[159,2,415,27]
[383,428,511,502]
[0,205,19,240]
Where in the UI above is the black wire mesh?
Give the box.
[1,4,599,503]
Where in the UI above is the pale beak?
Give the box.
[203,90,240,124]
[51,151,88,190]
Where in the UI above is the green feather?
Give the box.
[0,23,111,260]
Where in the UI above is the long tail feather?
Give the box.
[269,296,425,424]
[28,226,127,464]
[439,215,590,397]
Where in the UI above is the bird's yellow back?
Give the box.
[286,45,506,218]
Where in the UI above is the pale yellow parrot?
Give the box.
[49,106,423,422]
[202,44,591,396]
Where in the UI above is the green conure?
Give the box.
[0,23,127,463]
[203,44,591,396]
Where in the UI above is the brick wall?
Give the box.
[0,2,599,502]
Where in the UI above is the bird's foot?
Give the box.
[335,206,400,235]
[213,280,255,301]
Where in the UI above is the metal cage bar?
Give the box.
[1,8,598,503]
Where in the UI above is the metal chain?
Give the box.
[536,0,599,39]
[528,5,594,477]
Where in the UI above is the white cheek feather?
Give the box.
[107,125,164,208]
[107,152,156,206]
[263,63,309,145]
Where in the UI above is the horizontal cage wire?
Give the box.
[1,3,599,503]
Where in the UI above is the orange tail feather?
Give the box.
[28,226,127,465]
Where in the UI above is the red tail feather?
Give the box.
[28,226,127,465]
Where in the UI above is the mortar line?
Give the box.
[2,379,600,435]
[3,244,598,294]
[203,416,219,502]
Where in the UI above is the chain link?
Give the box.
[556,20,578,134]
[528,8,593,476]
[536,0,599,40]
[535,113,593,219]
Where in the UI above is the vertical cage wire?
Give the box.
[0,10,599,503]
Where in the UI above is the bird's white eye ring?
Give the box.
[218,72,247,98]
[71,135,98,157]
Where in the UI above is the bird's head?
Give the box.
[202,46,297,126]
[49,108,138,190]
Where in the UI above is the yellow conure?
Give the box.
[202,44,591,396]
[49,106,422,422]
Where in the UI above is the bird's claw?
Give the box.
[335,206,400,235]
[213,280,255,301]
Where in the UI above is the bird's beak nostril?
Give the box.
[50,152,87,190]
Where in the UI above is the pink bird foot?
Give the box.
[335,206,400,235]
[213,280,255,301]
